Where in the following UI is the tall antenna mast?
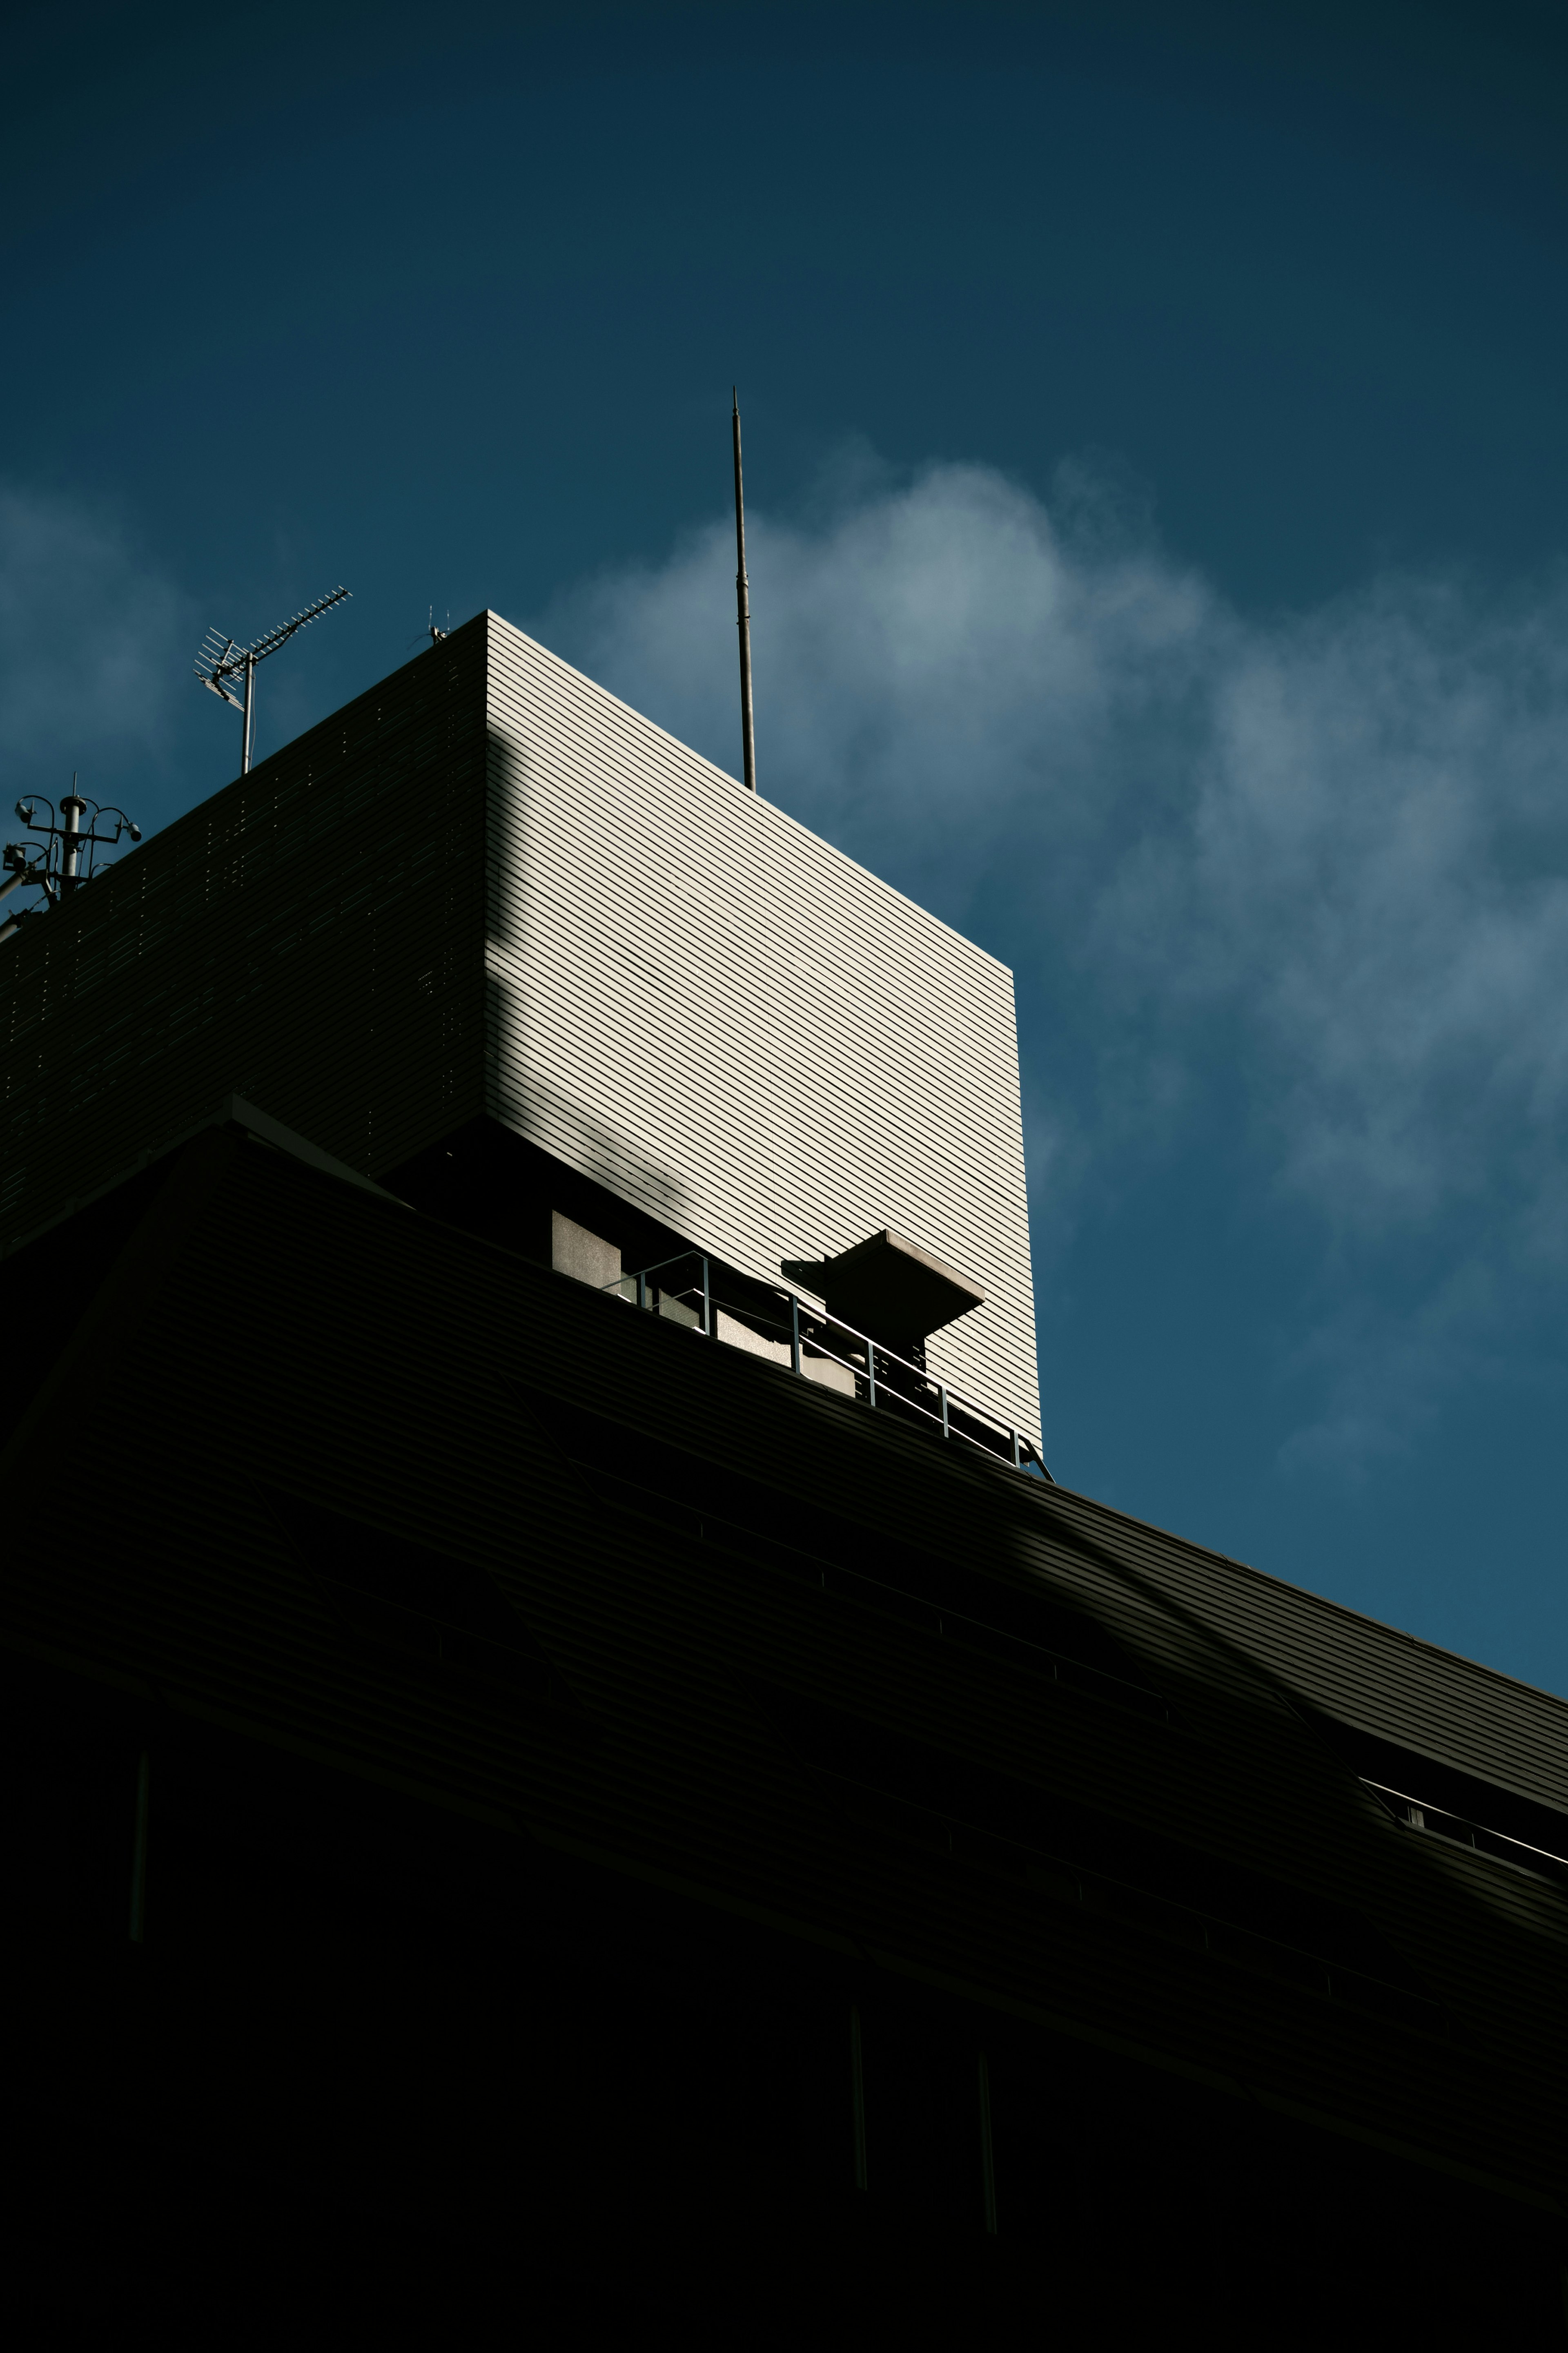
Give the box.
[194,585,352,775]
[731,390,757,793]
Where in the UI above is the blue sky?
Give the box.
[7,1,1568,1693]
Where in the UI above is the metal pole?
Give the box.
[790,1294,800,1376]
[241,652,255,775]
[731,389,757,793]
[849,2006,868,2190]
[129,1749,150,1943]
[60,781,83,897]
[978,2051,998,2234]
[701,1256,711,1336]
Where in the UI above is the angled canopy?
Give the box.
[816,1227,984,1345]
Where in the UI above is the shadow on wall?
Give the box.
[483,970,699,1245]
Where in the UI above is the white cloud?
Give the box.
[1185,579,1568,1235]
[542,455,1568,1473]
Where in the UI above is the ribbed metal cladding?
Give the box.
[1038,1481,1568,1815]
[483,614,1039,1435]
[0,623,490,1243]
[8,1134,1568,2215]
[2,610,1040,1437]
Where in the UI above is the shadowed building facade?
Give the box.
[2,622,1565,2343]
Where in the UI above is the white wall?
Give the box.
[483,614,1040,1439]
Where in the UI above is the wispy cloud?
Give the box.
[0,486,190,789]
[542,455,1568,1475]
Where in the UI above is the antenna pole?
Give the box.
[732,389,757,793]
[60,776,84,897]
[241,651,255,775]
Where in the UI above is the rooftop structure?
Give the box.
[1,611,1038,1447]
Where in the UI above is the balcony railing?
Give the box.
[1364,1780,1568,1883]
[605,1249,1054,1483]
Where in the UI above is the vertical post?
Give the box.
[731,389,757,794]
[849,2005,868,2190]
[940,1385,950,1440]
[241,651,255,775]
[978,2051,998,2235]
[60,782,84,897]
[1010,1427,1021,1471]
[790,1294,800,1376]
[129,1749,150,1944]
[701,1257,711,1336]
[637,1271,647,1313]
[866,1341,877,1411]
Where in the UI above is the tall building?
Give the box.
[3,618,1565,2343]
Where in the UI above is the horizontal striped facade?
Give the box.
[6,1127,1566,2243]
[0,623,490,1240]
[1040,1481,1568,1819]
[483,614,1038,1434]
[1,611,1038,1439]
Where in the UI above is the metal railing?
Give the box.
[605,1249,1054,1482]
[1365,1780,1568,1882]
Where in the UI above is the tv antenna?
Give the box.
[2,776,141,946]
[732,389,757,793]
[194,584,352,775]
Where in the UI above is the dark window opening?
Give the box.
[513,1385,1167,1720]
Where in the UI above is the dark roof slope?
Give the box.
[1036,1483,1568,1820]
[3,1129,1564,2215]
